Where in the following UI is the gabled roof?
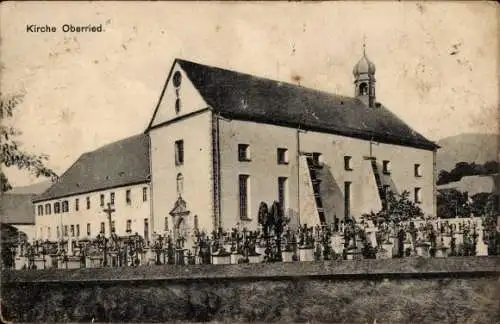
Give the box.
[0,193,36,225]
[8,181,52,195]
[33,134,150,202]
[173,59,438,151]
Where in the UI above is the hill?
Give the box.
[436,133,499,173]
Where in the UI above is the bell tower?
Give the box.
[353,42,376,107]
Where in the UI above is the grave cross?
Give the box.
[103,203,116,235]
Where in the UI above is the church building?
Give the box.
[148,49,438,245]
[32,49,439,248]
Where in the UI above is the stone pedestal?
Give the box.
[67,257,81,269]
[255,246,266,256]
[34,257,46,270]
[88,256,103,268]
[298,248,314,262]
[382,243,394,257]
[442,235,452,248]
[282,251,294,262]
[346,247,363,261]
[476,240,488,256]
[376,249,391,260]
[415,244,430,258]
[435,248,448,258]
[212,254,231,265]
[15,257,27,270]
[248,254,261,264]
[454,233,464,246]
[331,234,344,255]
[230,253,242,264]
[403,242,413,257]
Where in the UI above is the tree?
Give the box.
[0,92,57,192]
[366,190,423,224]
[437,188,471,218]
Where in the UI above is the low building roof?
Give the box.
[174,59,438,151]
[0,193,36,225]
[33,134,150,202]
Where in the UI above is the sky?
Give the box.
[1,1,498,187]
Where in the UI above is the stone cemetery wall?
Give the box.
[2,257,499,323]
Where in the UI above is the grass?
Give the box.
[2,276,499,323]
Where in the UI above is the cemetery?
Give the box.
[5,198,496,271]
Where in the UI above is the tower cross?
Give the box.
[103,202,116,235]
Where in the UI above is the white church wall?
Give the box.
[34,183,151,243]
[217,118,435,229]
[149,110,213,236]
[299,130,435,219]
[218,118,299,231]
[149,61,209,128]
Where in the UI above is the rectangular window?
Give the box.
[344,156,353,171]
[62,200,69,213]
[54,202,61,214]
[415,187,422,203]
[144,218,149,242]
[100,222,105,234]
[414,164,422,177]
[312,152,322,167]
[277,148,289,164]
[64,225,68,237]
[126,189,131,204]
[142,187,148,202]
[238,144,251,161]
[70,225,75,237]
[383,160,391,174]
[111,220,116,233]
[47,227,51,239]
[126,219,132,233]
[100,194,105,206]
[57,226,60,239]
[86,197,90,209]
[164,217,168,232]
[175,140,184,166]
[239,174,250,219]
[75,198,79,211]
[278,177,288,212]
[76,224,80,237]
[344,181,351,220]
[110,192,115,205]
[87,223,91,236]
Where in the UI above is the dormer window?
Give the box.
[238,144,251,162]
[382,160,391,174]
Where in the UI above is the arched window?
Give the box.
[194,215,199,232]
[62,200,69,213]
[45,204,51,215]
[176,173,184,196]
[54,202,61,214]
[37,205,44,216]
[359,82,368,96]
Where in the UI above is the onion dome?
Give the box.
[353,47,376,76]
